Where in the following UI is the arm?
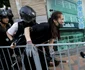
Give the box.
[49,39,54,44]
[6,22,18,49]
[49,39,55,56]
[24,27,37,57]
[6,32,13,41]
[7,22,18,41]
[49,39,54,48]
[24,27,32,43]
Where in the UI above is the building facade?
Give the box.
[9,0,47,23]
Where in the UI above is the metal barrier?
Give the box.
[0,42,85,70]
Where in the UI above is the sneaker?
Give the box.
[49,60,60,67]
[80,52,85,58]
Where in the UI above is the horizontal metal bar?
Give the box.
[35,42,85,47]
[0,42,85,48]
[0,43,84,70]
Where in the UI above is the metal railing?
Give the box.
[0,42,85,70]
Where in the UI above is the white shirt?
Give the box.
[7,22,18,36]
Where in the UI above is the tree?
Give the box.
[0,0,10,8]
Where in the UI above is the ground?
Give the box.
[49,46,85,70]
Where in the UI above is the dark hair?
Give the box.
[48,11,62,39]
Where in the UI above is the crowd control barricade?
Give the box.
[0,42,85,70]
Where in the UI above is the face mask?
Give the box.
[56,20,63,28]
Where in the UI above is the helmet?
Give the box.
[0,10,8,23]
[0,10,8,18]
[7,9,13,18]
[20,6,36,23]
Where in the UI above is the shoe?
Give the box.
[80,52,85,58]
[49,60,60,67]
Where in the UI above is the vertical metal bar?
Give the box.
[7,48,15,70]
[21,54,25,70]
[32,46,42,70]
[18,48,26,70]
[25,47,32,70]
[42,47,48,70]
[51,54,56,70]
[26,55,32,70]
[49,47,56,70]
[13,49,20,70]
[76,45,80,70]
[67,45,72,70]
[58,46,64,70]
[0,56,4,70]
[2,49,9,70]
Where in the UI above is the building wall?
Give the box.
[9,0,19,19]
[82,0,85,19]
[9,0,47,22]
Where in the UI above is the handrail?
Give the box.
[35,42,85,46]
[0,42,85,48]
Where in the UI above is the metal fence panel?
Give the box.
[0,42,85,70]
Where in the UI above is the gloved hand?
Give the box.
[25,41,37,57]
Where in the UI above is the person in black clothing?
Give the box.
[7,6,37,46]
[0,10,11,46]
[7,8,14,25]
[24,11,64,70]
[7,6,37,70]
[7,5,64,69]
[0,10,12,70]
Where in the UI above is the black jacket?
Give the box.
[13,21,37,45]
[30,23,52,44]
[14,22,52,44]
[0,24,10,46]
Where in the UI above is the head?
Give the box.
[0,10,9,24]
[51,11,64,26]
[48,11,64,39]
[20,6,36,27]
[7,9,13,18]
[1,17,9,24]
